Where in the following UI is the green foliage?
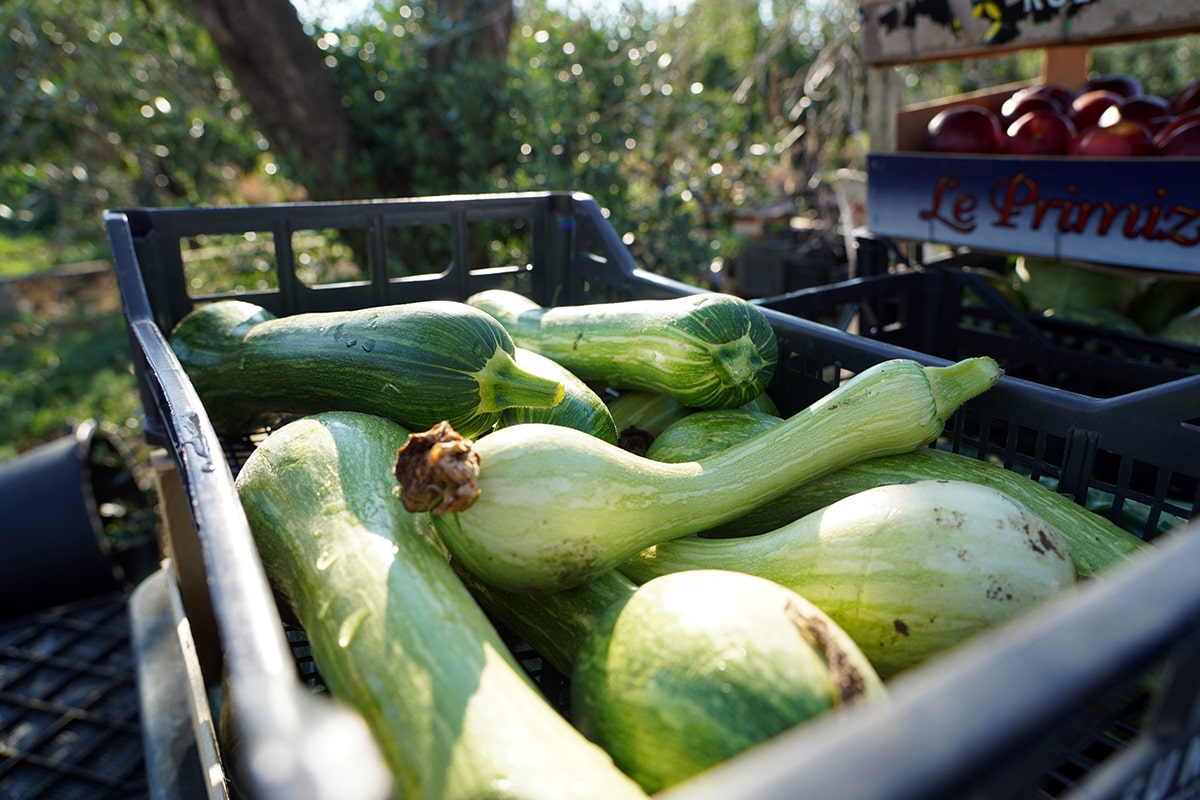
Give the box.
[10,0,1196,465]
[899,36,1200,105]
[1090,37,1200,100]
[492,0,864,282]
[0,301,142,463]
[320,9,520,196]
[0,0,265,256]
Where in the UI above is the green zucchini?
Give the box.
[645,408,782,463]
[466,289,778,409]
[456,565,638,678]
[606,390,693,438]
[724,450,1147,577]
[393,356,1002,592]
[636,407,1145,576]
[620,479,1078,679]
[496,347,618,444]
[607,391,781,455]
[235,411,648,800]
[459,567,884,793]
[606,390,694,455]
[170,299,564,438]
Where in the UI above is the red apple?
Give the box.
[1155,118,1200,156]
[1154,110,1200,147]
[1028,83,1076,111]
[1170,78,1200,116]
[1098,95,1173,131]
[1080,74,1143,99]
[1070,89,1123,132]
[1001,90,1062,126]
[1070,120,1155,157]
[1005,109,1077,155]
[924,105,1005,154]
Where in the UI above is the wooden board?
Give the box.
[859,0,1200,66]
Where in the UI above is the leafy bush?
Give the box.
[0,1,265,253]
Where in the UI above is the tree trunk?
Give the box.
[424,0,515,70]
[177,0,362,200]
[177,0,515,202]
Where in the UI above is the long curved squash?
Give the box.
[641,408,1145,576]
[621,480,1078,678]
[466,289,778,409]
[394,356,1002,592]
[170,299,563,438]
[235,411,647,800]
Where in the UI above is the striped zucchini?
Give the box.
[394,356,1002,592]
[170,299,563,438]
[645,408,782,463]
[638,407,1145,576]
[607,390,693,438]
[621,480,1078,678]
[496,347,619,444]
[607,391,782,455]
[466,289,778,409]
[235,411,648,800]
[458,567,884,793]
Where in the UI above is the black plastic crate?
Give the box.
[754,258,1200,401]
[104,191,1200,800]
[0,592,149,800]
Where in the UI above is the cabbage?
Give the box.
[1160,306,1200,347]
[1126,279,1200,335]
[1013,257,1146,318]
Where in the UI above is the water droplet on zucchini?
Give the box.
[337,606,370,648]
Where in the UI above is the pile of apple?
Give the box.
[922,74,1200,157]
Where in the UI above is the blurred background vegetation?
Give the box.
[2,0,1198,464]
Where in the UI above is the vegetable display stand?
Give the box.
[105,191,1200,800]
[858,0,1200,274]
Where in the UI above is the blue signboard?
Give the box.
[867,153,1200,274]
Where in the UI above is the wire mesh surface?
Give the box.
[0,591,148,800]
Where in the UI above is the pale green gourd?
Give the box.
[395,356,1002,592]
[621,480,1079,678]
[639,407,1145,576]
[457,567,885,794]
[235,411,648,800]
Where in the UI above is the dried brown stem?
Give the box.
[394,421,481,515]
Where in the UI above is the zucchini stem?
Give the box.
[926,357,1005,419]
[474,348,565,412]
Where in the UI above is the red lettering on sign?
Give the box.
[919,175,976,233]
[1164,205,1200,246]
[983,174,1200,248]
[991,173,1038,229]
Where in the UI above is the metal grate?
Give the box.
[0,592,148,800]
